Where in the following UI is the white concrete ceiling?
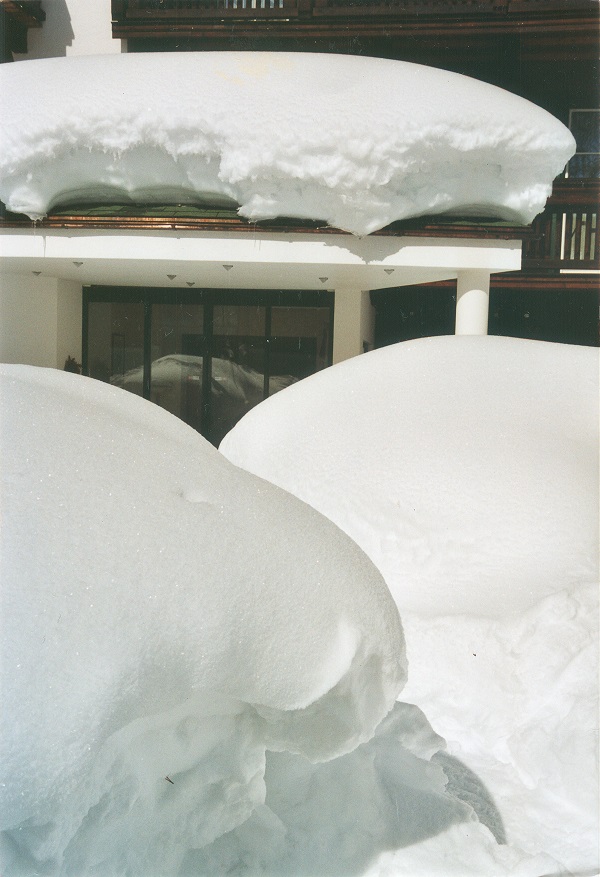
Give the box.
[0,228,522,290]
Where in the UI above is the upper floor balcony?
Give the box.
[111,0,599,40]
[522,179,599,274]
[2,178,598,274]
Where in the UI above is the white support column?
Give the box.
[332,288,374,364]
[455,269,491,335]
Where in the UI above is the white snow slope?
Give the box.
[0,52,574,233]
[0,364,567,877]
[0,365,404,875]
[221,334,600,873]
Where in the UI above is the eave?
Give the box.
[0,205,531,242]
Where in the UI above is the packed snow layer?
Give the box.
[221,335,598,617]
[221,335,599,872]
[0,52,575,233]
[0,365,405,875]
[188,702,561,877]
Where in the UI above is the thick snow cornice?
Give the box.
[0,52,575,234]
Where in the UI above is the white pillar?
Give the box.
[455,270,491,335]
[332,288,374,364]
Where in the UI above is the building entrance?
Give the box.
[84,287,333,446]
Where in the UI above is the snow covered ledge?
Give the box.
[0,53,574,233]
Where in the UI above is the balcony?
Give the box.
[522,180,600,273]
[1,180,597,276]
[111,0,599,39]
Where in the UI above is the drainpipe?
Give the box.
[455,269,491,335]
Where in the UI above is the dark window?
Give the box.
[489,286,599,347]
[371,282,599,349]
[83,287,333,445]
[567,110,600,179]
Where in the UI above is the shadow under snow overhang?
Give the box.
[0,218,524,290]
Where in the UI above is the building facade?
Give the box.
[1,0,597,442]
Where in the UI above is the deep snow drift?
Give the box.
[1,364,568,877]
[0,52,574,233]
[0,365,404,875]
[221,335,599,872]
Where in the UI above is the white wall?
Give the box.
[332,288,374,364]
[14,0,123,61]
[0,273,82,368]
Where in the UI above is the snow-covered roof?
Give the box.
[0,52,575,234]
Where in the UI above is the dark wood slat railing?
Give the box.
[122,0,295,19]
[311,0,509,17]
[112,0,598,25]
[522,181,599,272]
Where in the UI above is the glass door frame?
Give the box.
[83,285,334,442]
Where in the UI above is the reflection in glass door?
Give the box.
[269,306,331,395]
[87,300,145,395]
[84,288,333,445]
[151,303,205,433]
[210,304,267,446]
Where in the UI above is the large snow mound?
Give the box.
[0,52,574,233]
[0,365,404,875]
[221,335,598,617]
[220,335,599,872]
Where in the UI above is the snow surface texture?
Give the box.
[221,335,600,874]
[0,52,575,233]
[0,365,405,875]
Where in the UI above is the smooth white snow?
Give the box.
[0,365,405,875]
[0,52,575,233]
[221,335,598,618]
[221,334,600,873]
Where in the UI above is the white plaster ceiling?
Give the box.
[0,229,522,291]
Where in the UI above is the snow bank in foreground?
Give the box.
[0,365,404,875]
[221,336,598,617]
[221,335,599,872]
[0,53,574,233]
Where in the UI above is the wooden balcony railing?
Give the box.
[522,181,599,272]
[117,0,296,20]
[112,0,304,25]
[112,0,599,35]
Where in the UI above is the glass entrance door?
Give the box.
[150,302,205,433]
[84,288,333,445]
